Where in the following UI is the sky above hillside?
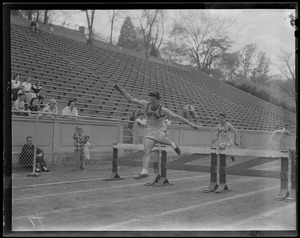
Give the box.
[50,8,296,75]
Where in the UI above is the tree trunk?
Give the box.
[27,10,33,20]
[44,10,48,24]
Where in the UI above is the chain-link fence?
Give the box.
[11,109,297,175]
[12,110,123,173]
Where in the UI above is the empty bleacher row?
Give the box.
[10,22,296,131]
[11,24,197,121]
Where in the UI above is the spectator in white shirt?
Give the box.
[11,74,22,101]
[61,100,79,119]
[280,124,290,150]
[164,116,173,126]
[41,99,58,119]
[270,125,282,150]
[21,76,33,103]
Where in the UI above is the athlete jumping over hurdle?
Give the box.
[211,113,239,162]
[114,84,199,179]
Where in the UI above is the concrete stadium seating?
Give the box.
[10,19,296,132]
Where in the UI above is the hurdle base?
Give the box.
[103,173,124,181]
[26,173,40,177]
[203,182,218,193]
[144,174,161,186]
[274,190,289,201]
[214,184,231,193]
[284,189,296,202]
[150,177,174,187]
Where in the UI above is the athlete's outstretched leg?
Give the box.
[157,130,181,155]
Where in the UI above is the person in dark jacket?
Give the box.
[19,136,49,172]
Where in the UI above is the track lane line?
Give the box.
[12,173,210,201]
[99,185,283,230]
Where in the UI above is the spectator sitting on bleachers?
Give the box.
[61,100,78,119]
[11,74,22,101]
[183,101,198,120]
[28,97,42,117]
[21,76,33,104]
[41,99,58,119]
[164,116,173,126]
[31,81,44,106]
[12,92,28,116]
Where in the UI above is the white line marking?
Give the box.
[13,183,209,221]
[12,174,210,201]
[27,217,35,228]
[12,176,277,221]
[99,185,281,230]
[12,170,189,189]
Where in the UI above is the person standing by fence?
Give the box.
[270,125,282,150]
[133,111,147,144]
[82,135,94,160]
[73,127,85,170]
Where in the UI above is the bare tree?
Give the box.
[107,10,121,44]
[149,10,166,57]
[169,10,235,71]
[274,50,296,101]
[131,10,162,59]
[81,10,96,44]
[44,10,49,24]
[237,43,257,79]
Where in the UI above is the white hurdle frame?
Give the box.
[105,144,294,200]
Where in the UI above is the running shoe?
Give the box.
[35,168,41,173]
[133,173,149,179]
[42,167,49,172]
[174,145,181,155]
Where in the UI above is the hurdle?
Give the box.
[103,143,144,181]
[283,150,297,202]
[172,147,294,199]
[147,147,174,187]
[104,143,173,186]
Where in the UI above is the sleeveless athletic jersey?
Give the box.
[145,103,166,131]
[217,122,233,143]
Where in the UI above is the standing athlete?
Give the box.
[212,113,239,162]
[114,84,199,179]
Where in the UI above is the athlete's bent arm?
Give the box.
[232,127,239,145]
[162,107,199,130]
[212,131,220,144]
[114,84,148,107]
